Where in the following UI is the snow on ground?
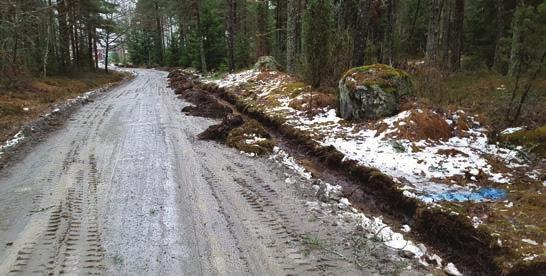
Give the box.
[0,131,26,156]
[1,86,109,157]
[270,147,459,272]
[209,70,542,203]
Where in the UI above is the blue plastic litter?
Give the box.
[420,187,507,203]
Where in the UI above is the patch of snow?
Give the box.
[337,197,351,209]
[0,131,26,155]
[214,70,540,205]
[270,147,312,180]
[523,254,539,261]
[471,217,483,228]
[400,225,411,233]
[500,126,525,135]
[521,238,538,246]
[443,262,463,276]
[212,70,259,88]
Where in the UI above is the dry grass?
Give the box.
[0,71,126,142]
[413,67,546,130]
[288,92,336,111]
[381,108,453,141]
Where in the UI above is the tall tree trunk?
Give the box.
[256,0,269,57]
[449,0,464,72]
[286,0,297,74]
[492,0,505,72]
[57,0,71,72]
[425,0,442,66]
[93,29,99,70]
[275,0,287,62]
[441,1,452,68]
[105,31,110,73]
[508,5,524,77]
[381,0,396,65]
[43,23,50,78]
[154,0,164,65]
[353,0,371,66]
[195,2,207,73]
[226,0,236,72]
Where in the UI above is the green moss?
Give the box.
[282,82,307,98]
[499,126,546,158]
[343,64,409,79]
[341,64,411,95]
[226,119,276,156]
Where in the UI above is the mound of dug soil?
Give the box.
[198,114,244,141]
[170,70,232,119]
[179,90,232,119]
[226,119,275,156]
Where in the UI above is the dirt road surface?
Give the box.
[0,69,422,275]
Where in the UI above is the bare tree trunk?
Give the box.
[154,0,164,65]
[353,0,371,66]
[425,0,442,66]
[449,0,464,72]
[195,3,207,73]
[286,0,297,74]
[43,24,50,78]
[57,0,71,71]
[275,0,287,61]
[508,5,524,77]
[381,0,396,65]
[492,0,504,72]
[226,0,236,72]
[256,0,269,57]
[105,32,110,73]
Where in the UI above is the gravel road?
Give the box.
[0,69,423,275]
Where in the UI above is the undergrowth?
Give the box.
[0,70,126,142]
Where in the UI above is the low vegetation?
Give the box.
[226,120,276,156]
[0,71,126,142]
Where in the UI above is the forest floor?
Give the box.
[0,71,127,143]
[185,67,546,275]
[412,68,546,131]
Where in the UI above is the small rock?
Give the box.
[443,262,463,276]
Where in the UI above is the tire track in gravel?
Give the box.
[7,155,105,275]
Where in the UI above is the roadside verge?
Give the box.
[170,69,545,275]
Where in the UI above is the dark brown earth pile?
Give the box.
[198,114,245,141]
[168,70,232,119]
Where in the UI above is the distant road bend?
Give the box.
[0,69,421,275]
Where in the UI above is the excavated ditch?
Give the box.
[168,69,545,276]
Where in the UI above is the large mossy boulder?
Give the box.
[338,64,412,120]
[254,56,280,71]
